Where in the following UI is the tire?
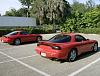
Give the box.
[36,37,42,42]
[92,43,98,52]
[14,39,21,45]
[67,49,77,62]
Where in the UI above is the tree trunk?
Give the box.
[27,5,30,17]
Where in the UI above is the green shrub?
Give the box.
[0,24,56,37]
[79,28,100,34]
[24,25,54,34]
[0,29,12,36]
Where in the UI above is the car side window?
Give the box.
[75,35,86,42]
[20,32,29,35]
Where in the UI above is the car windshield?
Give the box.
[20,31,29,35]
[49,34,71,43]
[6,31,18,36]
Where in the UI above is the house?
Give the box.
[0,16,36,28]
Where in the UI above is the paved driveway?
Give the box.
[0,33,100,76]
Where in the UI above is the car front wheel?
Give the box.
[67,49,77,62]
[93,43,98,52]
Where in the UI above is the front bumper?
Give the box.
[1,37,12,43]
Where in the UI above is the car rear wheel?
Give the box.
[67,49,77,62]
[36,37,42,42]
[93,43,98,52]
[14,39,21,45]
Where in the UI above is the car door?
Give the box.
[19,31,30,42]
[28,34,37,41]
[75,35,90,53]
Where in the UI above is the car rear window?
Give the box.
[49,34,71,43]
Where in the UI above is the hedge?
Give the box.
[0,28,53,37]
[79,28,100,34]
[0,29,12,37]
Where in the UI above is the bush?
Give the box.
[25,25,54,34]
[0,29,12,37]
[79,28,100,34]
[0,24,56,37]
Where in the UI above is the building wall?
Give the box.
[0,16,36,27]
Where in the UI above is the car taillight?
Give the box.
[52,46,61,50]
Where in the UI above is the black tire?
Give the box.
[14,39,21,45]
[92,43,98,52]
[67,49,77,62]
[36,36,42,42]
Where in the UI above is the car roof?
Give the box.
[14,31,21,32]
[60,32,80,36]
[13,31,26,33]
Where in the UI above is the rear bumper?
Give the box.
[35,47,67,59]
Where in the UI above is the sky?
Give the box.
[0,0,100,15]
[67,0,100,4]
[0,0,22,15]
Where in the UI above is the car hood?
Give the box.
[2,35,14,38]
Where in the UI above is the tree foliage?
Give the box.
[4,8,28,17]
[61,0,100,32]
[19,0,34,17]
[60,11,83,32]
[86,0,95,10]
[31,0,71,25]
[4,9,18,16]
[3,0,100,34]
[72,0,86,13]
[81,8,100,28]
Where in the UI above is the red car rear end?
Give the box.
[35,33,98,62]
[35,41,68,59]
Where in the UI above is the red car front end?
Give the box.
[1,31,43,45]
[1,36,13,43]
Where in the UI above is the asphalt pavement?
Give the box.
[0,33,100,76]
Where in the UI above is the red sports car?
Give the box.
[1,31,42,45]
[35,33,98,62]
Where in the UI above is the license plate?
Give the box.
[41,52,46,57]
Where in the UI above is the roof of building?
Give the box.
[0,16,36,27]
